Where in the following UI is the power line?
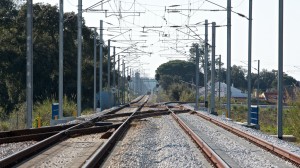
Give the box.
[205,0,249,20]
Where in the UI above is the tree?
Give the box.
[0,2,112,113]
[155,73,160,81]
[249,69,297,92]
[0,0,18,28]
[259,69,276,91]
[188,43,210,71]
[155,60,204,90]
[168,83,183,101]
[283,73,298,87]
[156,75,178,91]
[231,65,247,90]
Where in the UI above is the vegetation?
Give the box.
[155,60,203,89]
[212,97,300,145]
[0,1,124,129]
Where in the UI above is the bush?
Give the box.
[8,103,27,130]
[168,83,183,101]
[156,90,169,102]
[180,89,195,102]
[33,96,76,127]
[0,121,10,131]
[82,108,94,115]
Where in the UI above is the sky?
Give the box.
[30,0,300,81]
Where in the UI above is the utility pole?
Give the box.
[219,55,221,102]
[278,0,283,139]
[59,0,64,118]
[257,60,260,106]
[117,55,120,104]
[26,0,33,128]
[122,60,125,104]
[195,45,200,111]
[126,67,129,102]
[132,70,135,93]
[113,47,116,88]
[211,22,216,115]
[129,68,131,102]
[77,0,82,116]
[93,28,97,111]
[99,20,103,111]
[227,0,232,118]
[127,67,129,81]
[204,20,209,108]
[113,47,116,106]
[107,40,111,108]
[107,40,111,91]
[247,0,253,125]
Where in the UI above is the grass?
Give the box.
[0,96,78,130]
[0,103,27,131]
[1,89,300,147]
[215,104,300,145]
[32,96,77,128]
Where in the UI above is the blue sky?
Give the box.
[32,0,300,81]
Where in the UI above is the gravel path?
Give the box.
[103,116,212,168]
[178,113,297,168]
[17,133,106,167]
[0,141,37,160]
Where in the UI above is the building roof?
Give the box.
[199,81,247,98]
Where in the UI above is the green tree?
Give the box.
[231,65,247,90]
[155,60,204,89]
[259,69,276,91]
[0,0,18,28]
[189,43,210,72]
[168,83,183,101]
[0,2,112,113]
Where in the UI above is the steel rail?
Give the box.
[82,95,150,167]
[0,109,174,144]
[0,96,148,167]
[0,96,145,140]
[0,124,120,167]
[0,124,76,139]
[167,106,229,168]
[192,111,300,166]
[105,95,145,115]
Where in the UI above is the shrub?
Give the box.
[180,88,195,102]
[32,96,77,127]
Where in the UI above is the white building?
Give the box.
[199,81,247,98]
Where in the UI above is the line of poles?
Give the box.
[26,0,285,139]
[195,0,284,139]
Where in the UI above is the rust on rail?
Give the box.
[168,107,229,168]
[192,111,300,166]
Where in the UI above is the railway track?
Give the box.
[0,96,147,145]
[101,106,211,167]
[0,95,154,167]
[168,105,300,167]
[1,98,299,167]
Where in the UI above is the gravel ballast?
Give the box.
[103,116,212,168]
[17,133,106,167]
[0,141,37,160]
[178,112,297,168]
[184,104,300,156]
